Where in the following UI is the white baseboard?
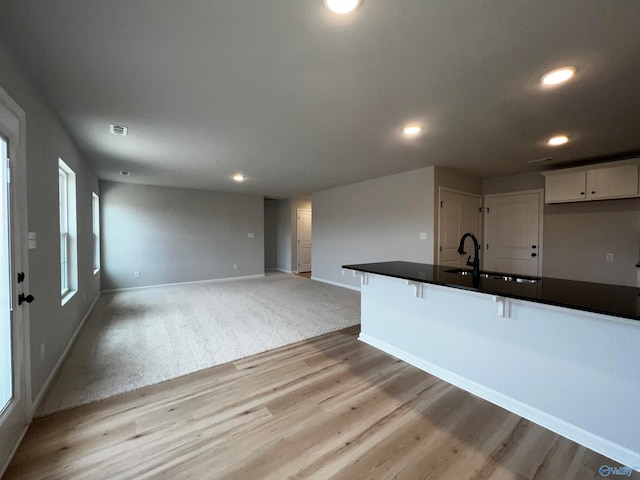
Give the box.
[101,274,266,293]
[31,293,101,415]
[311,276,360,292]
[273,268,292,274]
[0,425,28,478]
[358,333,640,471]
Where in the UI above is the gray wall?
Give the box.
[312,166,435,288]
[264,199,278,270]
[0,42,100,403]
[543,199,639,286]
[101,181,264,290]
[483,172,639,286]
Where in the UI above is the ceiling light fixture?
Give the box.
[547,135,570,146]
[233,174,245,182]
[403,124,422,136]
[110,124,128,136]
[325,0,361,14]
[119,171,130,176]
[541,67,575,86]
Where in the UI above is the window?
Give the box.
[59,158,77,303]
[92,192,100,273]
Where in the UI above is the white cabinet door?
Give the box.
[544,171,586,203]
[586,164,638,200]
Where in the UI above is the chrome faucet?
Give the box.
[458,232,480,278]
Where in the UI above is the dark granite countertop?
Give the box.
[342,261,640,321]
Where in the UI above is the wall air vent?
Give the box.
[109,124,128,136]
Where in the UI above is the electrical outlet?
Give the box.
[247,233,255,238]
[134,271,140,278]
[234,264,238,270]
[606,253,615,262]
[40,343,45,360]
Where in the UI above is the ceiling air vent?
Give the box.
[109,124,128,136]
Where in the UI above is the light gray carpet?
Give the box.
[37,274,360,416]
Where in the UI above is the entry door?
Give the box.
[296,209,312,273]
[484,191,542,276]
[0,93,29,475]
[438,189,482,267]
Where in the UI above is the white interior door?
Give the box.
[296,209,312,273]
[438,189,482,267]
[0,92,29,476]
[484,190,543,277]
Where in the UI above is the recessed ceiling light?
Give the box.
[547,135,570,146]
[541,67,575,86]
[233,174,245,182]
[119,171,130,176]
[325,0,361,14]
[403,124,422,136]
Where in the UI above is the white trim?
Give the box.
[31,294,101,415]
[0,425,27,479]
[311,276,361,292]
[0,86,31,465]
[358,333,640,470]
[101,274,266,294]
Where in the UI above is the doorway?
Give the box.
[483,190,543,276]
[0,89,30,475]
[296,209,312,273]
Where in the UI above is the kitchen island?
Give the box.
[342,261,640,470]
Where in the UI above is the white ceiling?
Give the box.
[1,1,639,198]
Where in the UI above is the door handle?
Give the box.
[531,253,537,257]
[18,293,35,305]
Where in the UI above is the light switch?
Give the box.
[28,231,37,249]
[248,233,255,238]
[606,253,614,262]
[419,232,427,240]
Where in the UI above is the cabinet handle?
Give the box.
[580,192,584,195]
[591,191,596,194]
[532,245,537,249]
[531,253,537,257]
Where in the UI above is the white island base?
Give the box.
[355,272,640,469]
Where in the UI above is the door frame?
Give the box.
[295,208,311,274]
[483,189,544,277]
[437,187,482,266]
[0,85,31,475]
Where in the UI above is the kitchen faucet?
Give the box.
[458,232,480,279]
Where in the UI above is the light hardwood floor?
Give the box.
[3,326,636,480]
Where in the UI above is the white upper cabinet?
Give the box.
[543,159,639,204]
[544,170,586,203]
[586,164,638,200]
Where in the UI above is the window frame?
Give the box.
[58,158,77,304]
[92,192,100,274]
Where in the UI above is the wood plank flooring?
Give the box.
[3,326,636,480]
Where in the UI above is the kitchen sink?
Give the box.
[444,268,540,283]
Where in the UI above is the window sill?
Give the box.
[93,268,100,275]
[61,290,77,306]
